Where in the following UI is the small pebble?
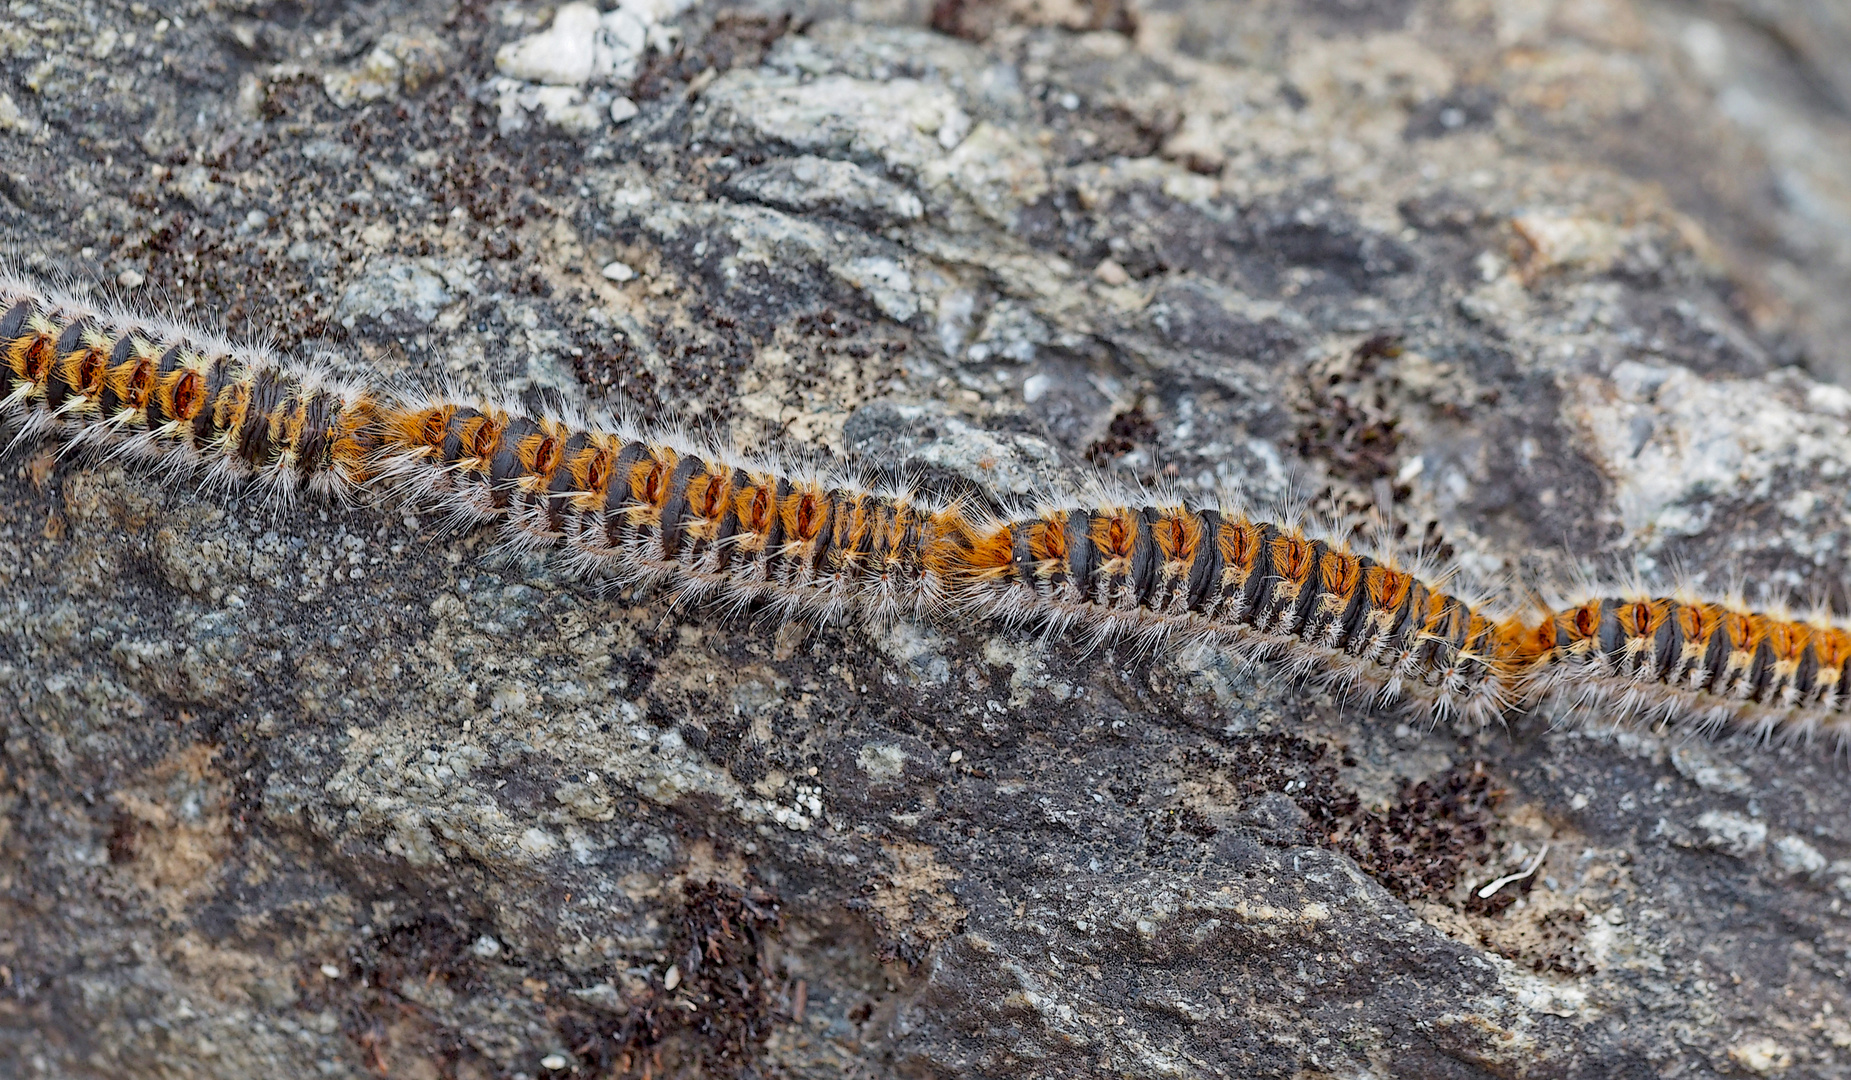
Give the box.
[540,1053,568,1070]
[319,963,342,978]
[495,1,600,86]
[601,260,637,282]
[1093,258,1129,286]
[664,964,681,991]
[610,96,639,125]
[949,750,963,763]
[116,268,145,289]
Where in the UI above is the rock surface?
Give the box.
[5,0,1851,1077]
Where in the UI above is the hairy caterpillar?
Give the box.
[4,271,1850,744]
[369,393,1512,719]
[0,272,377,501]
[1504,591,1851,743]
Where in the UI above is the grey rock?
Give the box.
[1774,835,1829,877]
[965,299,1048,365]
[1697,810,1769,858]
[8,2,1851,1079]
[725,154,924,227]
[831,254,917,322]
[300,138,358,166]
[336,262,453,327]
[699,70,963,175]
[843,400,1063,496]
[1145,279,1307,370]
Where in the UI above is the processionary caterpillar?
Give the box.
[5,271,1849,746]
[0,273,378,501]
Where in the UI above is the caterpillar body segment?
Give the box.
[954,501,1518,723]
[371,402,968,625]
[1509,593,1851,744]
[0,276,378,499]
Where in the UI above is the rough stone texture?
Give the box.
[6,0,1851,1077]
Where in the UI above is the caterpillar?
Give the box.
[1504,591,1851,743]
[3,271,1848,745]
[360,383,1516,720]
[0,271,377,501]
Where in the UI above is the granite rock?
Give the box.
[5,1,1851,1078]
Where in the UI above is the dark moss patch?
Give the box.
[557,880,784,1079]
[1085,403,1158,465]
[1293,333,1406,487]
[631,10,795,102]
[930,0,1136,42]
[310,913,500,1079]
[1342,763,1504,905]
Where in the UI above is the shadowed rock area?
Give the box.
[5,0,1851,1076]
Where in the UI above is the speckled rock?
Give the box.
[7,1,1851,1078]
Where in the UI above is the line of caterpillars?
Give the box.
[4,275,1847,742]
